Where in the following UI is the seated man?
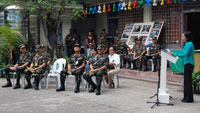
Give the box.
[83,45,109,95]
[24,45,47,90]
[114,37,130,68]
[2,44,32,89]
[56,44,85,93]
[105,46,120,88]
[131,37,147,71]
[144,37,160,72]
[40,44,51,65]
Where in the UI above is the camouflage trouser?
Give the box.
[131,56,146,70]
[60,69,84,87]
[119,54,130,67]
[4,67,26,83]
[83,69,107,90]
[143,55,161,70]
[24,69,45,82]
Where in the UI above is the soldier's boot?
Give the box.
[139,64,143,71]
[131,61,137,70]
[153,65,157,72]
[89,79,97,92]
[24,79,32,89]
[35,77,40,90]
[56,78,65,92]
[96,78,102,95]
[143,62,148,71]
[13,78,20,89]
[2,78,12,88]
[127,61,131,69]
[74,80,81,93]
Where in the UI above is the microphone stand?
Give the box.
[147,48,174,109]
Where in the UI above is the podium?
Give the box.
[158,50,178,104]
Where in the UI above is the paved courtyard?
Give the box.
[0,77,200,113]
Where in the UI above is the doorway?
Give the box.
[185,12,200,49]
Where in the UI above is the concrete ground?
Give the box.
[0,78,200,113]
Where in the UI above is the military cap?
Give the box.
[19,44,26,49]
[137,37,142,41]
[74,44,81,48]
[115,36,121,41]
[35,45,41,51]
[152,36,157,40]
[97,45,103,50]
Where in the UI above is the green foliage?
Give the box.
[192,71,200,86]
[0,25,26,64]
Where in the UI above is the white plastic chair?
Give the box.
[12,72,26,88]
[65,74,84,91]
[46,58,66,89]
[113,74,119,88]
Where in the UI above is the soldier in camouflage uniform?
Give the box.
[83,45,109,95]
[144,37,160,72]
[2,44,32,89]
[24,45,47,90]
[40,44,51,65]
[97,35,108,54]
[65,28,77,57]
[113,37,131,68]
[56,44,85,93]
[131,37,147,71]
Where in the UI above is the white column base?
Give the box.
[158,88,169,104]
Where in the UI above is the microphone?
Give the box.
[168,40,179,44]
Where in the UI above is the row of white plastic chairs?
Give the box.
[12,58,119,91]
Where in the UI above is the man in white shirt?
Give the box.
[105,46,120,88]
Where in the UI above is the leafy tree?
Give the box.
[1,0,85,59]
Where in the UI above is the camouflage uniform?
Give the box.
[131,43,147,71]
[114,41,129,68]
[3,51,32,87]
[59,53,85,91]
[144,44,161,71]
[24,52,47,89]
[83,48,109,95]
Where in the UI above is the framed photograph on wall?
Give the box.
[141,25,152,34]
[149,30,159,39]
[152,22,162,30]
[132,25,142,34]
[140,36,148,44]
[121,24,134,39]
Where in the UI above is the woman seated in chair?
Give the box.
[105,46,120,88]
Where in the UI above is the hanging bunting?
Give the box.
[145,0,152,7]
[128,1,132,10]
[161,0,164,5]
[97,5,102,14]
[107,3,111,12]
[84,8,88,15]
[178,0,181,4]
[183,0,188,2]
[121,1,127,10]
[133,0,139,9]
[93,6,97,14]
[167,0,173,4]
[103,4,106,13]
[153,0,157,6]
[117,2,122,11]
[173,0,177,3]
[112,3,116,12]
[89,7,93,14]
[139,0,145,8]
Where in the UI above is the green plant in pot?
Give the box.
[192,71,200,94]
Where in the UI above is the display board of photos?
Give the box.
[126,21,164,48]
[121,24,134,43]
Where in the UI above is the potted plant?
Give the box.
[192,71,200,94]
